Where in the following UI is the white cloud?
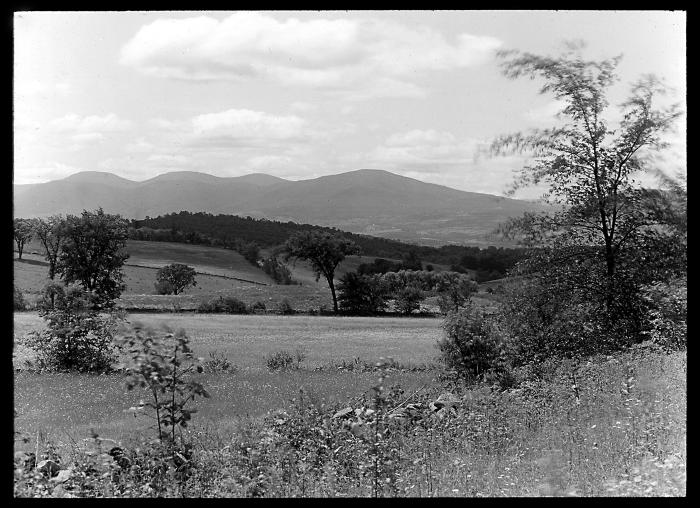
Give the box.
[120,12,502,99]
[50,113,132,133]
[191,108,306,141]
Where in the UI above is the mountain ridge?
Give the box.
[13,169,544,246]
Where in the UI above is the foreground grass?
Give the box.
[14,332,685,497]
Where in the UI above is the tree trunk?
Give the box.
[327,275,338,313]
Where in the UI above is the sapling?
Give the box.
[118,324,210,448]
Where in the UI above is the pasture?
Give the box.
[14,312,442,444]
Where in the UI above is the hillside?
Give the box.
[13,169,544,246]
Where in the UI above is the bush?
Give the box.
[337,272,387,315]
[203,350,238,374]
[250,301,267,313]
[265,350,295,371]
[261,257,294,284]
[14,287,27,311]
[197,296,249,314]
[437,305,504,382]
[641,277,687,351]
[277,298,295,315]
[37,281,65,311]
[22,284,121,372]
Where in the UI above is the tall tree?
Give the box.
[491,43,684,344]
[32,215,67,279]
[13,218,34,259]
[57,208,130,307]
[284,230,360,313]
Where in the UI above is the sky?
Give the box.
[13,10,686,198]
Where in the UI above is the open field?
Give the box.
[14,312,441,446]
[14,306,687,496]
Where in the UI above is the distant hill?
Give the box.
[13,169,545,246]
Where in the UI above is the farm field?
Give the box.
[14,312,442,448]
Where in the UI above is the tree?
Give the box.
[284,230,360,313]
[13,218,33,259]
[156,263,197,295]
[32,215,67,279]
[57,208,130,307]
[434,271,478,314]
[394,285,423,315]
[337,272,388,315]
[490,43,685,349]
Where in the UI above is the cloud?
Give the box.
[121,12,502,99]
[50,113,132,133]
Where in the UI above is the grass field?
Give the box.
[14,312,442,447]
[13,307,687,497]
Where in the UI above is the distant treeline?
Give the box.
[129,211,527,281]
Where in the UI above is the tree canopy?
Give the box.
[490,44,685,353]
[57,208,130,307]
[284,230,361,313]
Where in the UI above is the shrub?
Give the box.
[278,298,295,315]
[204,350,238,373]
[14,287,27,311]
[22,284,121,372]
[262,257,294,284]
[197,296,249,314]
[265,350,295,371]
[437,305,504,382]
[641,277,687,351]
[38,281,65,311]
[337,272,387,315]
[250,301,267,313]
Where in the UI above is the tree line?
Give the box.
[127,212,527,281]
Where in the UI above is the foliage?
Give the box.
[265,349,306,372]
[154,280,176,295]
[197,296,249,314]
[38,281,66,311]
[203,350,238,374]
[155,263,197,295]
[433,272,478,314]
[490,44,685,354]
[13,218,34,259]
[57,208,130,308]
[250,300,267,313]
[393,285,424,315]
[438,305,505,381]
[337,272,388,315]
[641,277,687,351]
[284,229,361,313]
[118,324,210,446]
[261,256,294,284]
[31,215,67,279]
[14,286,28,311]
[277,298,295,315]
[22,284,120,372]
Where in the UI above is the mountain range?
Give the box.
[13,169,545,246]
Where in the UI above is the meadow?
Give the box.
[13,310,686,497]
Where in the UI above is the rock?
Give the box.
[50,468,73,483]
[333,407,353,419]
[50,484,75,498]
[37,459,61,477]
[430,392,461,412]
